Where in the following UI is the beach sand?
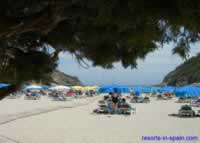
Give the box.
[0,96,199,143]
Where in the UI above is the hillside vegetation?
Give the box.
[163,53,200,86]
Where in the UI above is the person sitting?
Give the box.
[104,95,109,101]
[118,98,131,114]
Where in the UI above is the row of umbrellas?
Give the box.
[98,84,129,94]
[132,86,200,97]
[24,85,98,91]
[175,86,200,97]
[1,83,200,97]
[98,85,177,94]
[98,84,200,97]
[131,86,176,93]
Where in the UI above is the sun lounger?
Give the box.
[178,105,195,117]
[178,110,195,117]
[157,96,169,100]
[177,98,191,103]
[191,99,200,107]
[197,110,200,116]
[98,100,106,104]
[51,95,66,101]
[24,95,41,100]
[93,107,109,114]
[130,98,137,103]
[117,107,131,115]
[130,96,150,103]
[6,95,19,99]
[6,92,22,99]
[169,105,199,118]
[143,97,150,103]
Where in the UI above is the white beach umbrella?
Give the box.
[25,85,43,90]
[49,85,71,91]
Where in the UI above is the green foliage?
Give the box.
[180,105,192,111]
[0,47,57,84]
[164,54,200,85]
[0,0,200,86]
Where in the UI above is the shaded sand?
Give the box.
[0,97,199,143]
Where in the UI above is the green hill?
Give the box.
[163,53,200,86]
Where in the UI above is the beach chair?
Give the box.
[24,92,41,100]
[143,97,150,103]
[157,94,169,100]
[25,95,41,100]
[130,96,138,103]
[178,110,195,117]
[137,97,144,103]
[93,104,109,114]
[178,105,195,117]
[118,107,131,115]
[197,110,200,116]
[51,94,66,101]
[191,99,200,107]
[117,101,135,115]
[98,100,106,104]
[177,97,191,103]
[6,93,19,99]
[157,94,163,100]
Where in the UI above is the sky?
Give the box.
[58,43,199,86]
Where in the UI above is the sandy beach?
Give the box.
[0,96,199,143]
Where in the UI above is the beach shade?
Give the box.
[25,85,43,90]
[135,91,140,96]
[150,86,161,93]
[175,86,200,97]
[131,87,151,95]
[142,87,151,93]
[49,85,71,91]
[114,85,129,94]
[23,83,30,89]
[158,86,175,93]
[66,89,76,95]
[41,85,50,90]
[84,86,98,91]
[0,83,11,89]
[98,85,114,93]
[98,84,129,94]
[93,86,99,91]
[131,87,142,96]
[71,86,84,91]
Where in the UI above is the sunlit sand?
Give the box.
[0,96,199,143]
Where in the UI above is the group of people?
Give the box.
[94,92,133,115]
[108,93,131,114]
[85,90,96,96]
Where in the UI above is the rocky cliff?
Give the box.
[51,70,82,86]
[162,53,200,86]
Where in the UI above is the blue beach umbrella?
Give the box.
[150,86,160,93]
[131,86,152,95]
[41,85,50,90]
[158,86,175,93]
[0,83,11,89]
[99,84,129,94]
[175,86,200,97]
